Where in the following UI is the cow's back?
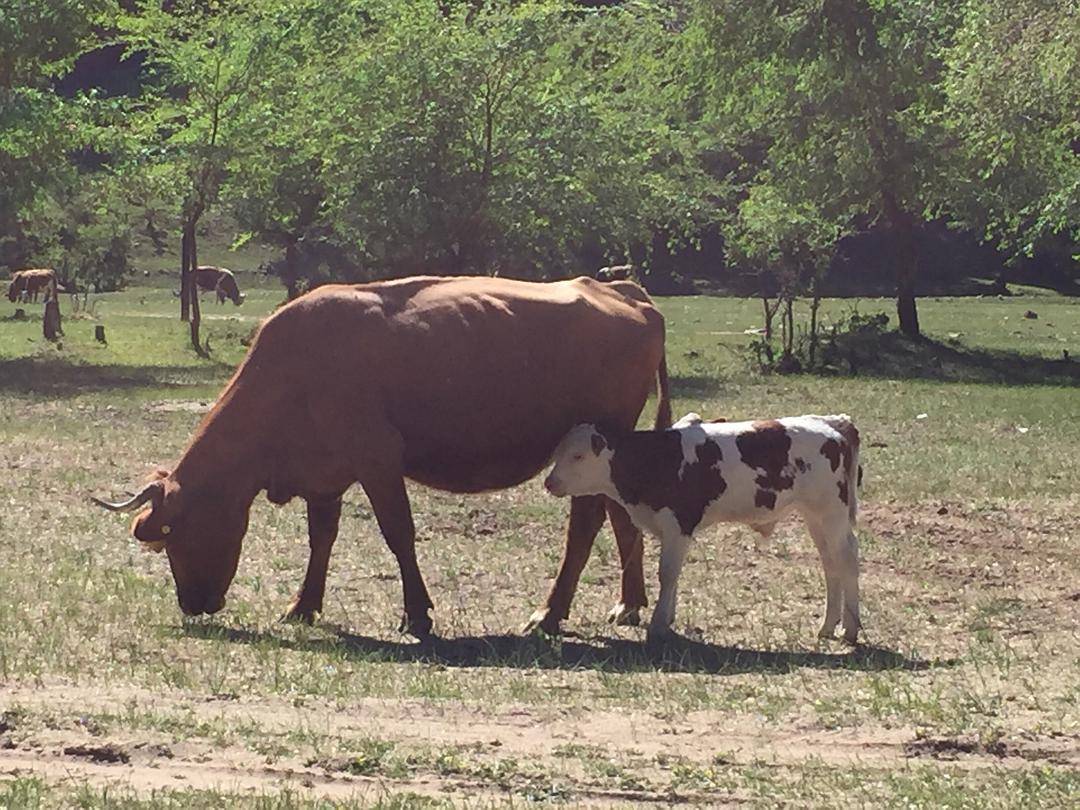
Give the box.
[250,276,666,491]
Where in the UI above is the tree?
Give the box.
[939,0,1079,270]
[228,0,715,286]
[695,0,958,336]
[121,0,282,352]
[0,1,117,268]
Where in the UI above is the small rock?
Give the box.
[937,506,948,516]
[1024,310,1038,319]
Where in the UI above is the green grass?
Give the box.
[1,285,1078,806]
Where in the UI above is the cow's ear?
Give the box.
[591,432,607,456]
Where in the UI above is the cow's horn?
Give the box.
[90,483,159,513]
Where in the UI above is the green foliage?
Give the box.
[940,0,1080,260]
[0,1,120,270]
[227,0,718,281]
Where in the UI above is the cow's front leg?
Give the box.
[283,496,342,623]
[525,495,607,634]
[647,533,692,645]
[605,500,646,627]
[364,474,434,637]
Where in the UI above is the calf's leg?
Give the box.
[804,513,855,642]
[525,495,607,634]
[837,529,861,643]
[364,474,434,637]
[647,533,692,644]
[283,496,343,623]
[606,500,647,626]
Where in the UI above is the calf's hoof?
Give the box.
[606,602,642,627]
[281,599,319,625]
[522,607,561,636]
[842,626,860,645]
[817,623,839,641]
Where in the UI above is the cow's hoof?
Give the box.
[842,627,860,646]
[399,612,433,639]
[281,600,319,625]
[522,608,561,636]
[645,625,675,647]
[606,602,642,627]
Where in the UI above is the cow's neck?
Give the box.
[171,379,267,503]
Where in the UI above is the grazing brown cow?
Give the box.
[92,276,671,636]
[194,265,245,305]
[7,268,57,303]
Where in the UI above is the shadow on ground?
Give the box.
[830,333,1079,386]
[181,622,941,676]
[0,357,232,396]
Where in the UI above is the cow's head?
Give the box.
[544,424,615,498]
[92,471,248,616]
[6,279,20,302]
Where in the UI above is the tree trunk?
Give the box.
[879,190,920,337]
[43,280,62,341]
[185,224,204,355]
[180,231,191,322]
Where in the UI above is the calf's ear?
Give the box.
[591,432,607,455]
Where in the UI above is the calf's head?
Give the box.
[93,472,248,616]
[544,424,614,498]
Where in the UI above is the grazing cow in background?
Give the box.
[92,275,671,636]
[195,265,245,305]
[545,413,862,644]
[7,268,57,303]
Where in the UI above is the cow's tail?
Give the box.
[653,352,672,430]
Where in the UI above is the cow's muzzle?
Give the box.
[179,594,226,617]
[543,474,566,497]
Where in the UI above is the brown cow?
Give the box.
[195,265,245,305]
[92,276,671,636]
[7,268,57,303]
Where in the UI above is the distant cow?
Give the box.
[7,268,57,303]
[545,413,862,644]
[194,266,244,305]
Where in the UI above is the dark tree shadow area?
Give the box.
[668,373,727,399]
[0,357,232,397]
[181,622,943,676]
[832,333,1079,386]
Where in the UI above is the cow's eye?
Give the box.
[572,453,585,462]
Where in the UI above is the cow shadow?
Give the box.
[180,622,941,676]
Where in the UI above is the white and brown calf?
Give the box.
[544,414,862,644]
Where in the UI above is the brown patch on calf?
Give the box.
[838,480,849,504]
[755,489,777,509]
[737,420,794,494]
[609,432,726,535]
[821,438,842,472]
[794,457,810,473]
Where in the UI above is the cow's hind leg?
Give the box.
[647,533,692,645]
[606,500,646,626]
[364,474,435,637]
[525,495,607,635]
[283,496,343,623]
[804,513,854,642]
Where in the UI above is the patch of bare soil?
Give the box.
[2,683,1076,804]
